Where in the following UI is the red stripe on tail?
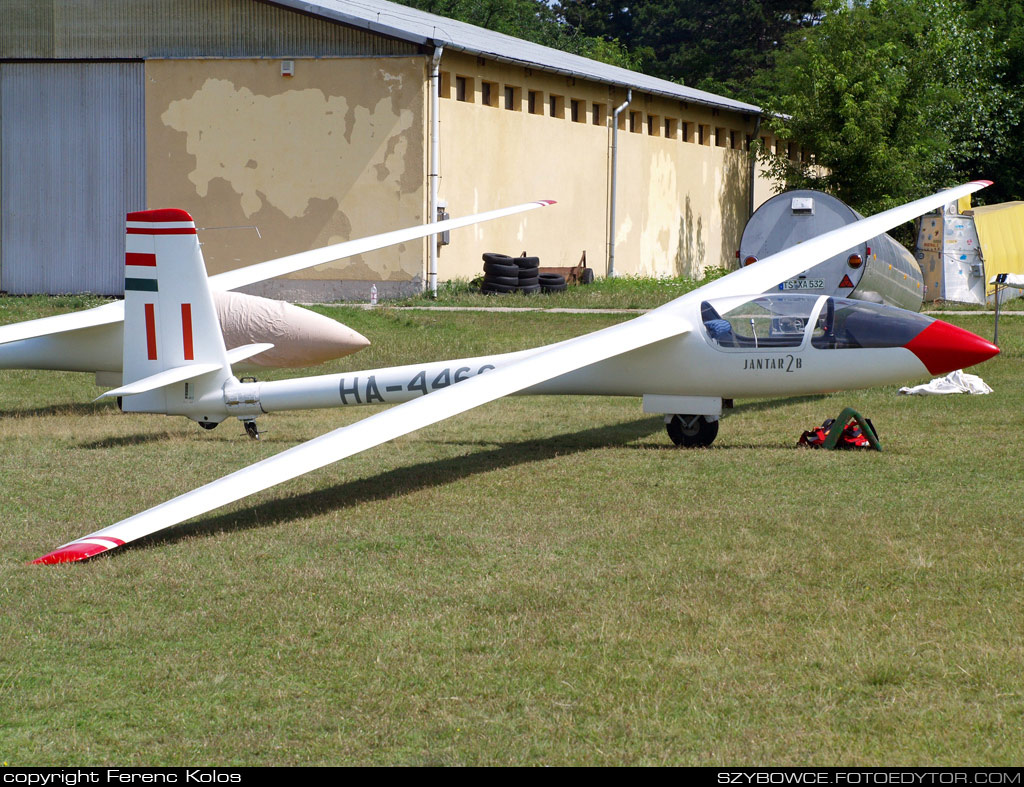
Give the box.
[145,304,157,361]
[181,304,194,361]
[126,252,157,267]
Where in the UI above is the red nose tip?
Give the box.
[905,320,999,375]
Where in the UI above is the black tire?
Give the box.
[515,255,540,270]
[481,281,516,294]
[666,415,719,448]
[483,260,518,277]
[540,282,568,293]
[483,274,519,288]
[517,275,540,287]
[538,272,566,285]
[483,252,515,265]
[518,284,541,294]
[580,267,595,285]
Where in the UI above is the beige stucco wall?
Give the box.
[146,57,426,298]
[434,52,758,282]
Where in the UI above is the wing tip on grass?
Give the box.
[32,537,125,565]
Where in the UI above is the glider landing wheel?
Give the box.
[244,420,261,441]
[666,414,718,448]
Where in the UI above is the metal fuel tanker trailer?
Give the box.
[739,190,924,312]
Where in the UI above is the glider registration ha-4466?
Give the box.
[32,182,999,564]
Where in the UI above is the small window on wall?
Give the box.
[481,81,497,107]
[549,94,565,119]
[504,85,520,111]
[629,111,641,133]
[570,99,582,123]
[455,75,473,102]
[664,118,677,139]
[592,103,605,125]
[681,122,690,142]
[715,127,727,147]
[438,71,451,99]
[698,124,708,145]
[647,115,659,136]
[528,90,542,115]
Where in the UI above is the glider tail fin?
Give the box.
[117,209,232,418]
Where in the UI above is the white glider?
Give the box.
[33,183,998,564]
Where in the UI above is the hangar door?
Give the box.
[1,62,145,295]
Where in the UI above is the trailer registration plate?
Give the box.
[780,278,825,291]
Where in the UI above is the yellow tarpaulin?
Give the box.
[970,202,1024,296]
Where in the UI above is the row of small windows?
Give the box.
[444,72,808,159]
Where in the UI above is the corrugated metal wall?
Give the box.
[1,62,145,295]
[1,0,419,59]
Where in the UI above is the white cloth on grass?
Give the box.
[898,369,992,396]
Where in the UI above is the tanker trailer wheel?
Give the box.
[666,414,719,447]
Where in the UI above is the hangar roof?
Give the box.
[275,0,762,116]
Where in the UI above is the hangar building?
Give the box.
[1,0,789,299]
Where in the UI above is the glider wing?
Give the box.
[34,310,690,563]
[687,181,992,304]
[0,300,124,346]
[208,200,556,292]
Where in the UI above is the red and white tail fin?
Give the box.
[114,209,232,418]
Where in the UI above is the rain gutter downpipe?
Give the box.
[749,113,762,219]
[428,44,444,297]
[608,89,631,278]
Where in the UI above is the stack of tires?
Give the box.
[481,253,541,295]
[538,272,567,293]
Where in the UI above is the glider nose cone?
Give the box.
[214,291,371,368]
[905,319,999,375]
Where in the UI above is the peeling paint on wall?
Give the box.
[162,78,416,220]
[147,58,425,288]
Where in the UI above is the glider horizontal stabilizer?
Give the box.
[225,343,275,365]
[94,362,223,399]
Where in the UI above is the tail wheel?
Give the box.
[666,414,719,447]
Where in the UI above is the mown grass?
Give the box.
[392,272,730,310]
[1,297,1022,765]
[391,273,1020,312]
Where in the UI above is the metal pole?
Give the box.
[608,89,631,279]
[748,114,762,220]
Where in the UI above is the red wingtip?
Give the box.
[536,199,557,206]
[971,180,994,187]
[32,538,125,565]
[904,320,999,375]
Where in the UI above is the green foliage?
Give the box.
[391,0,643,69]
[758,0,1019,214]
[555,0,821,100]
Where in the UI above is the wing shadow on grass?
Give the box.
[126,415,666,555]
[0,401,112,418]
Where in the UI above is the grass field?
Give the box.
[1,295,1021,765]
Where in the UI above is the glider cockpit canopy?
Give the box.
[700,294,935,351]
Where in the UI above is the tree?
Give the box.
[554,0,820,101]
[392,0,642,69]
[757,0,1018,214]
